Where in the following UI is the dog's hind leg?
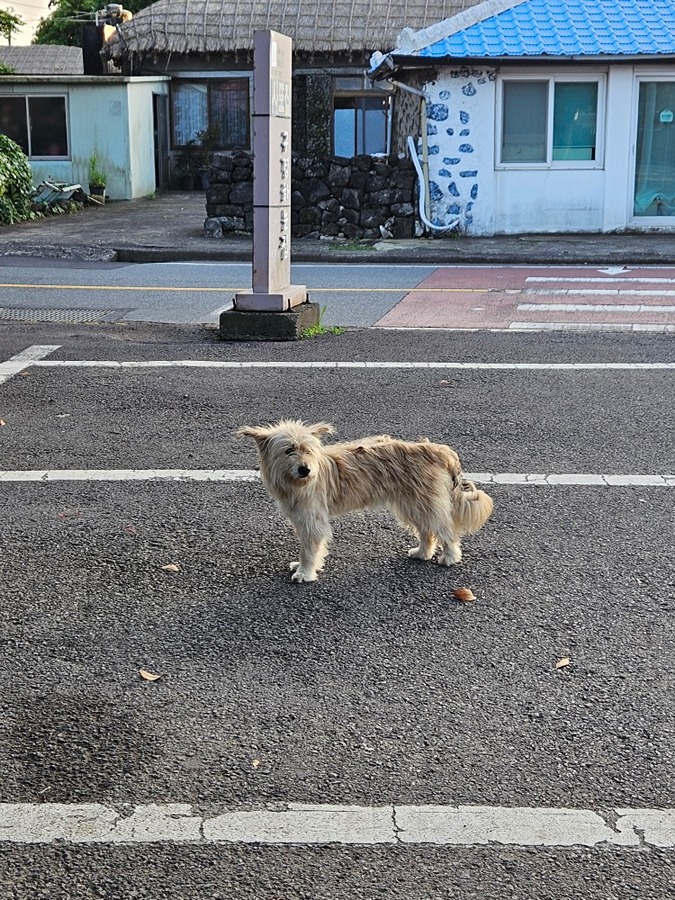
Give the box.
[396,493,447,564]
[434,517,462,566]
[390,501,437,562]
[437,540,462,566]
[407,531,437,560]
[437,482,492,566]
[289,518,332,582]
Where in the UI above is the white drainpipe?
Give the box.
[387,78,460,234]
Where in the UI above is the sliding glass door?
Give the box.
[634,81,675,217]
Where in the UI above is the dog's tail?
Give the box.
[453,477,494,535]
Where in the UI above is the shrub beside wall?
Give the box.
[0,134,34,225]
[204,151,417,240]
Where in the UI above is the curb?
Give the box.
[114,246,675,266]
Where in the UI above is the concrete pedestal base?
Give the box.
[219,302,320,341]
[234,284,307,311]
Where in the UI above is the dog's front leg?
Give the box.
[289,516,332,583]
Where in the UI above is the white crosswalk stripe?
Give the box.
[1,802,673,847]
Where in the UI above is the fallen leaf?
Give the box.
[555,657,570,669]
[139,669,162,681]
[161,563,180,573]
[453,587,476,602]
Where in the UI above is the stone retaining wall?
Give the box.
[204,151,417,240]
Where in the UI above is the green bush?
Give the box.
[0,134,34,224]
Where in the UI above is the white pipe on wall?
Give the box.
[387,78,460,234]
[407,136,460,234]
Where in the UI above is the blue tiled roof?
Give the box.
[415,0,675,58]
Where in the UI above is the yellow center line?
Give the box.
[0,283,493,294]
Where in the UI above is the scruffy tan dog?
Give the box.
[239,419,493,583]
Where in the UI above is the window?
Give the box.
[0,95,68,157]
[552,83,598,161]
[500,78,601,166]
[332,77,391,156]
[171,78,250,149]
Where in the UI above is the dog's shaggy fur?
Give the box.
[239,419,493,582]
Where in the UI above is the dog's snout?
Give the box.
[297,464,311,478]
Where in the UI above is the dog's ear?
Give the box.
[308,421,335,438]
[237,425,271,444]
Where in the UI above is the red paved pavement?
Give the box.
[375,266,675,331]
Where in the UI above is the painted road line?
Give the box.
[0,283,241,293]
[161,259,440,272]
[0,283,489,294]
[0,470,673,486]
[207,301,234,318]
[0,803,673,847]
[0,344,60,384]
[524,288,675,297]
[0,469,259,483]
[509,323,675,333]
[527,276,675,284]
[517,303,675,313]
[28,360,675,371]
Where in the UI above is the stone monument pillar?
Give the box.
[220,30,319,340]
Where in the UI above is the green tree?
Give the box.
[0,7,24,44]
[33,0,96,46]
[33,0,153,46]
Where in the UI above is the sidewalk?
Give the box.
[1,190,675,266]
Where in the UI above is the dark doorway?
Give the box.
[153,93,170,189]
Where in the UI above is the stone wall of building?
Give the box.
[204,150,417,240]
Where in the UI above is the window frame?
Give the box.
[170,75,252,151]
[496,72,605,170]
[0,93,70,160]
[331,78,392,157]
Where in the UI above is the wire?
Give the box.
[9,3,51,11]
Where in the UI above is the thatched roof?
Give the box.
[105,0,483,60]
[0,45,84,75]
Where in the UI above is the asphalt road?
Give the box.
[3,258,675,331]
[0,259,433,326]
[0,322,674,898]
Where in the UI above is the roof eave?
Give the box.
[386,51,675,66]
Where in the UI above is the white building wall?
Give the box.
[419,62,674,235]
[493,168,605,233]
[602,65,635,231]
[422,65,497,235]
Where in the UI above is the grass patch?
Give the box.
[301,323,345,338]
[301,305,345,339]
